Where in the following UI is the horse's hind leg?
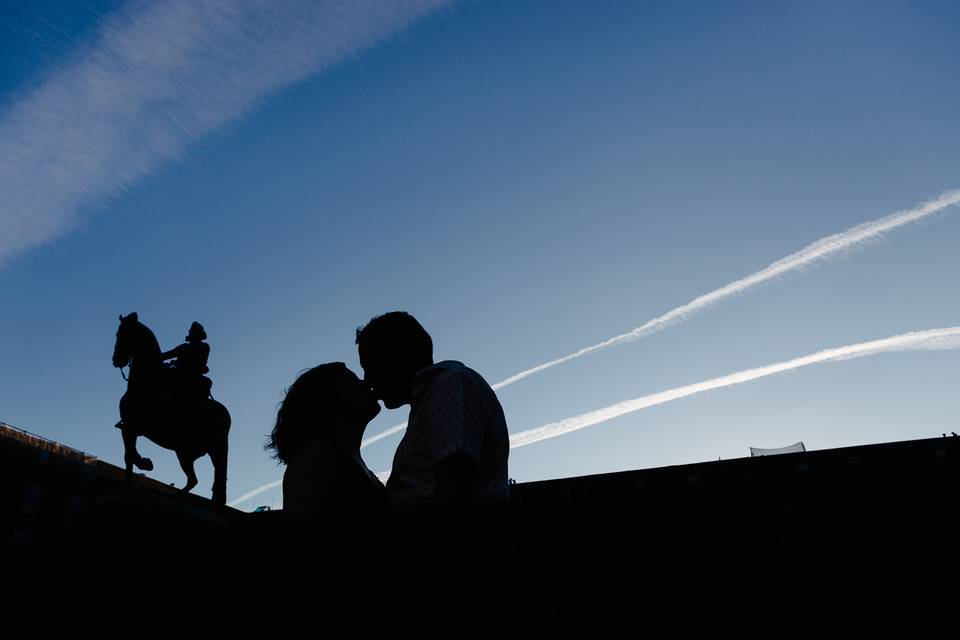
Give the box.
[176,450,199,494]
[209,439,228,506]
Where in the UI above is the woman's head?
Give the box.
[265,362,381,464]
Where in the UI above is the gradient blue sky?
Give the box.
[2,1,959,509]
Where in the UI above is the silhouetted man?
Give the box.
[356,312,509,505]
[162,321,212,401]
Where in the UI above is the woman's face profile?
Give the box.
[337,367,381,428]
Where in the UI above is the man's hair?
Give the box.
[356,311,433,367]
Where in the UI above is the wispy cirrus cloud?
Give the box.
[0,0,448,264]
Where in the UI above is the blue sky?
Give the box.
[2,1,959,509]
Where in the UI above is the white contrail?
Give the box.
[231,327,960,507]
[508,327,960,448]
[355,190,960,449]
[228,479,282,509]
[0,0,448,264]
[492,190,960,390]
[229,424,398,506]
[361,422,408,448]
[228,469,393,509]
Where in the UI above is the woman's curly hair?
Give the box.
[265,362,350,465]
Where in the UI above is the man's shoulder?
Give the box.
[425,361,494,392]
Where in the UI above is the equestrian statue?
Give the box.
[112,313,230,504]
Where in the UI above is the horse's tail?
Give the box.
[211,399,231,434]
[209,400,230,505]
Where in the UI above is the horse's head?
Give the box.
[113,312,139,369]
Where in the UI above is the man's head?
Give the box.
[186,321,206,343]
[356,311,433,409]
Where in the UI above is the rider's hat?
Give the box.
[186,321,207,342]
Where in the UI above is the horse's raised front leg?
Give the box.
[121,427,153,481]
[176,450,199,494]
[122,427,135,482]
[209,438,228,506]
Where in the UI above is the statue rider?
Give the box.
[161,321,212,402]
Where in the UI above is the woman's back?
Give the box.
[282,438,388,516]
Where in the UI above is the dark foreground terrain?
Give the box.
[3,423,959,636]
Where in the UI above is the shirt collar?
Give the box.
[411,360,465,408]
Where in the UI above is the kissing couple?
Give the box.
[266,311,510,516]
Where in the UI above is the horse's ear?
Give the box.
[129,312,138,322]
[119,314,123,322]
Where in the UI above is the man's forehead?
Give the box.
[358,346,384,371]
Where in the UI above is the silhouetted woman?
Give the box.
[266,362,388,516]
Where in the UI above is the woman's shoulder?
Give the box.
[283,442,387,514]
[284,439,336,484]
[282,441,341,514]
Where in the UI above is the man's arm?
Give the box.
[434,450,480,504]
[160,344,182,361]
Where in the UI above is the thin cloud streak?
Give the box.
[361,421,407,449]
[227,478,281,508]
[0,0,448,264]
[228,465,392,509]
[492,190,960,389]
[509,327,960,448]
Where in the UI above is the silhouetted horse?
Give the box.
[112,313,230,504]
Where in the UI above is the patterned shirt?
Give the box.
[387,361,509,504]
